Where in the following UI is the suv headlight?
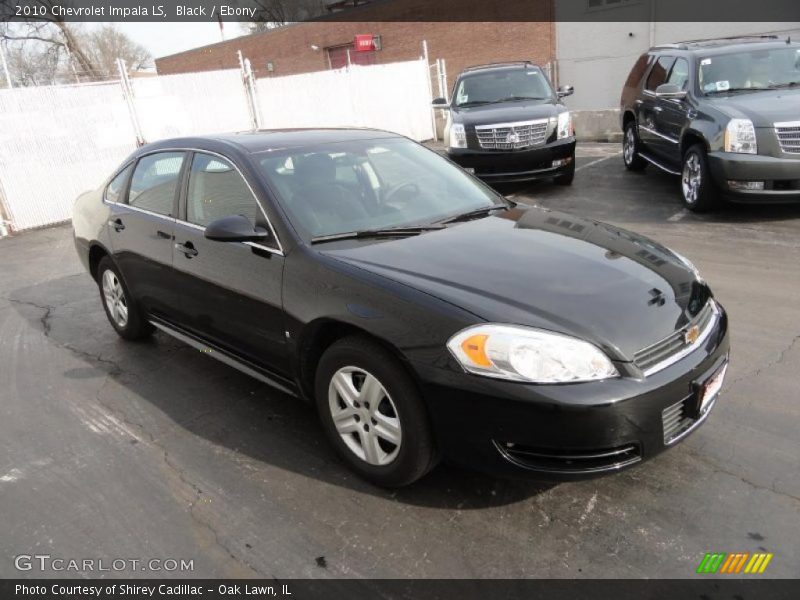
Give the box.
[724,118,757,154]
[556,111,573,140]
[449,123,467,149]
[447,324,619,383]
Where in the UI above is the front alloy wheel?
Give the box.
[315,335,437,487]
[329,367,402,466]
[681,144,719,212]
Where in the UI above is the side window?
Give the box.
[128,152,185,216]
[105,164,133,204]
[187,153,259,228]
[646,56,675,91]
[667,58,690,90]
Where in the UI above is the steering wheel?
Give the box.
[383,182,421,205]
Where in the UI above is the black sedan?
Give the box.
[73,129,729,487]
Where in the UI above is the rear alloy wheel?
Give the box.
[681,144,719,212]
[623,121,648,171]
[315,336,437,487]
[97,256,153,340]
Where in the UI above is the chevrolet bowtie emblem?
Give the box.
[684,325,700,345]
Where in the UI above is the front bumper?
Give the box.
[447,138,576,183]
[708,151,800,203]
[412,304,730,480]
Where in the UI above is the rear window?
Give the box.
[624,54,651,88]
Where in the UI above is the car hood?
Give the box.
[452,100,562,127]
[711,88,800,127]
[321,207,711,361]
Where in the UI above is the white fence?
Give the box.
[255,59,435,142]
[0,59,435,233]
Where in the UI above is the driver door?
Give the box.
[170,151,289,376]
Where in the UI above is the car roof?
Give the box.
[459,61,542,77]
[651,37,798,56]
[141,128,403,155]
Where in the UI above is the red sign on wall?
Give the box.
[354,34,375,52]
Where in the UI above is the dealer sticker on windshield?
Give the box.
[700,363,728,414]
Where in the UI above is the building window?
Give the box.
[326,43,377,70]
[586,0,640,11]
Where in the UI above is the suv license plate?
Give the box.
[699,362,728,415]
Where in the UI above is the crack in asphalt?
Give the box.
[727,332,800,388]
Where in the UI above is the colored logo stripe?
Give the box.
[697,552,773,574]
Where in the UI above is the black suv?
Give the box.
[432,62,576,185]
[621,36,800,211]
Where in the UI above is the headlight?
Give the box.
[672,250,705,283]
[447,324,619,383]
[449,123,467,149]
[724,118,757,154]
[556,111,573,140]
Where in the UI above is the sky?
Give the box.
[113,22,247,61]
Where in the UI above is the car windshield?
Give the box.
[255,137,506,241]
[698,46,800,93]
[454,68,553,106]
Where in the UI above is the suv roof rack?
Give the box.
[652,35,781,51]
[462,61,538,73]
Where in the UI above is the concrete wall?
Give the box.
[556,10,800,112]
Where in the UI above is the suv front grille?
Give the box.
[775,122,800,154]
[633,301,717,375]
[475,119,549,150]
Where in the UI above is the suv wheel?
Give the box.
[681,144,719,212]
[623,121,648,171]
[315,336,438,487]
[97,256,154,340]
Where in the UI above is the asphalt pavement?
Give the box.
[1,143,798,578]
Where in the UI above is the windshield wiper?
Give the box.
[706,87,767,95]
[499,96,547,101]
[438,204,510,225]
[457,100,492,107]
[310,225,445,244]
[768,81,800,89]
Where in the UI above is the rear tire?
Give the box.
[681,144,719,212]
[315,335,438,487]
[623,121,648,171]
[97,256,154,341]
[553,156,575,185]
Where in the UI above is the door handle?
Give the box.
[175,241,198,258]
[108,218,125,232]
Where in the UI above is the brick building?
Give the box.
[155,0,556,91]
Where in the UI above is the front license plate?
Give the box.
[698,362,728,415]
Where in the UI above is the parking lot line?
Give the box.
[575,152,621,173]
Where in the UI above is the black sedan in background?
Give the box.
[73,129,729,487]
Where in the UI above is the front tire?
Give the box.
[97,256,153,340]
[623,121,648,171]
[681,144,719,212]
[315,336,437,487]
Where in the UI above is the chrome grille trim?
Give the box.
[634,300,719,376]
[775,121,800,154]
[662,394,718,445]
[475,118,549,150]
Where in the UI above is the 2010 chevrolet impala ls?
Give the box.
[73,129,730,487]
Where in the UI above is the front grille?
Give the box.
[662,395,696,444]
[475,119,549,150]
[775,122,800,154]
[633,301,716,375]
[495,441,641,474]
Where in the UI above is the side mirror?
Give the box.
[431,97,449,108]
[204,215,268,243]
[655,83,687,100]
[557,85,574,98]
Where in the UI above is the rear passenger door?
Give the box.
[106,151,186,320]
[637,55,675,160]
[170,152,289,376]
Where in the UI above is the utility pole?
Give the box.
[0,42,12,89]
